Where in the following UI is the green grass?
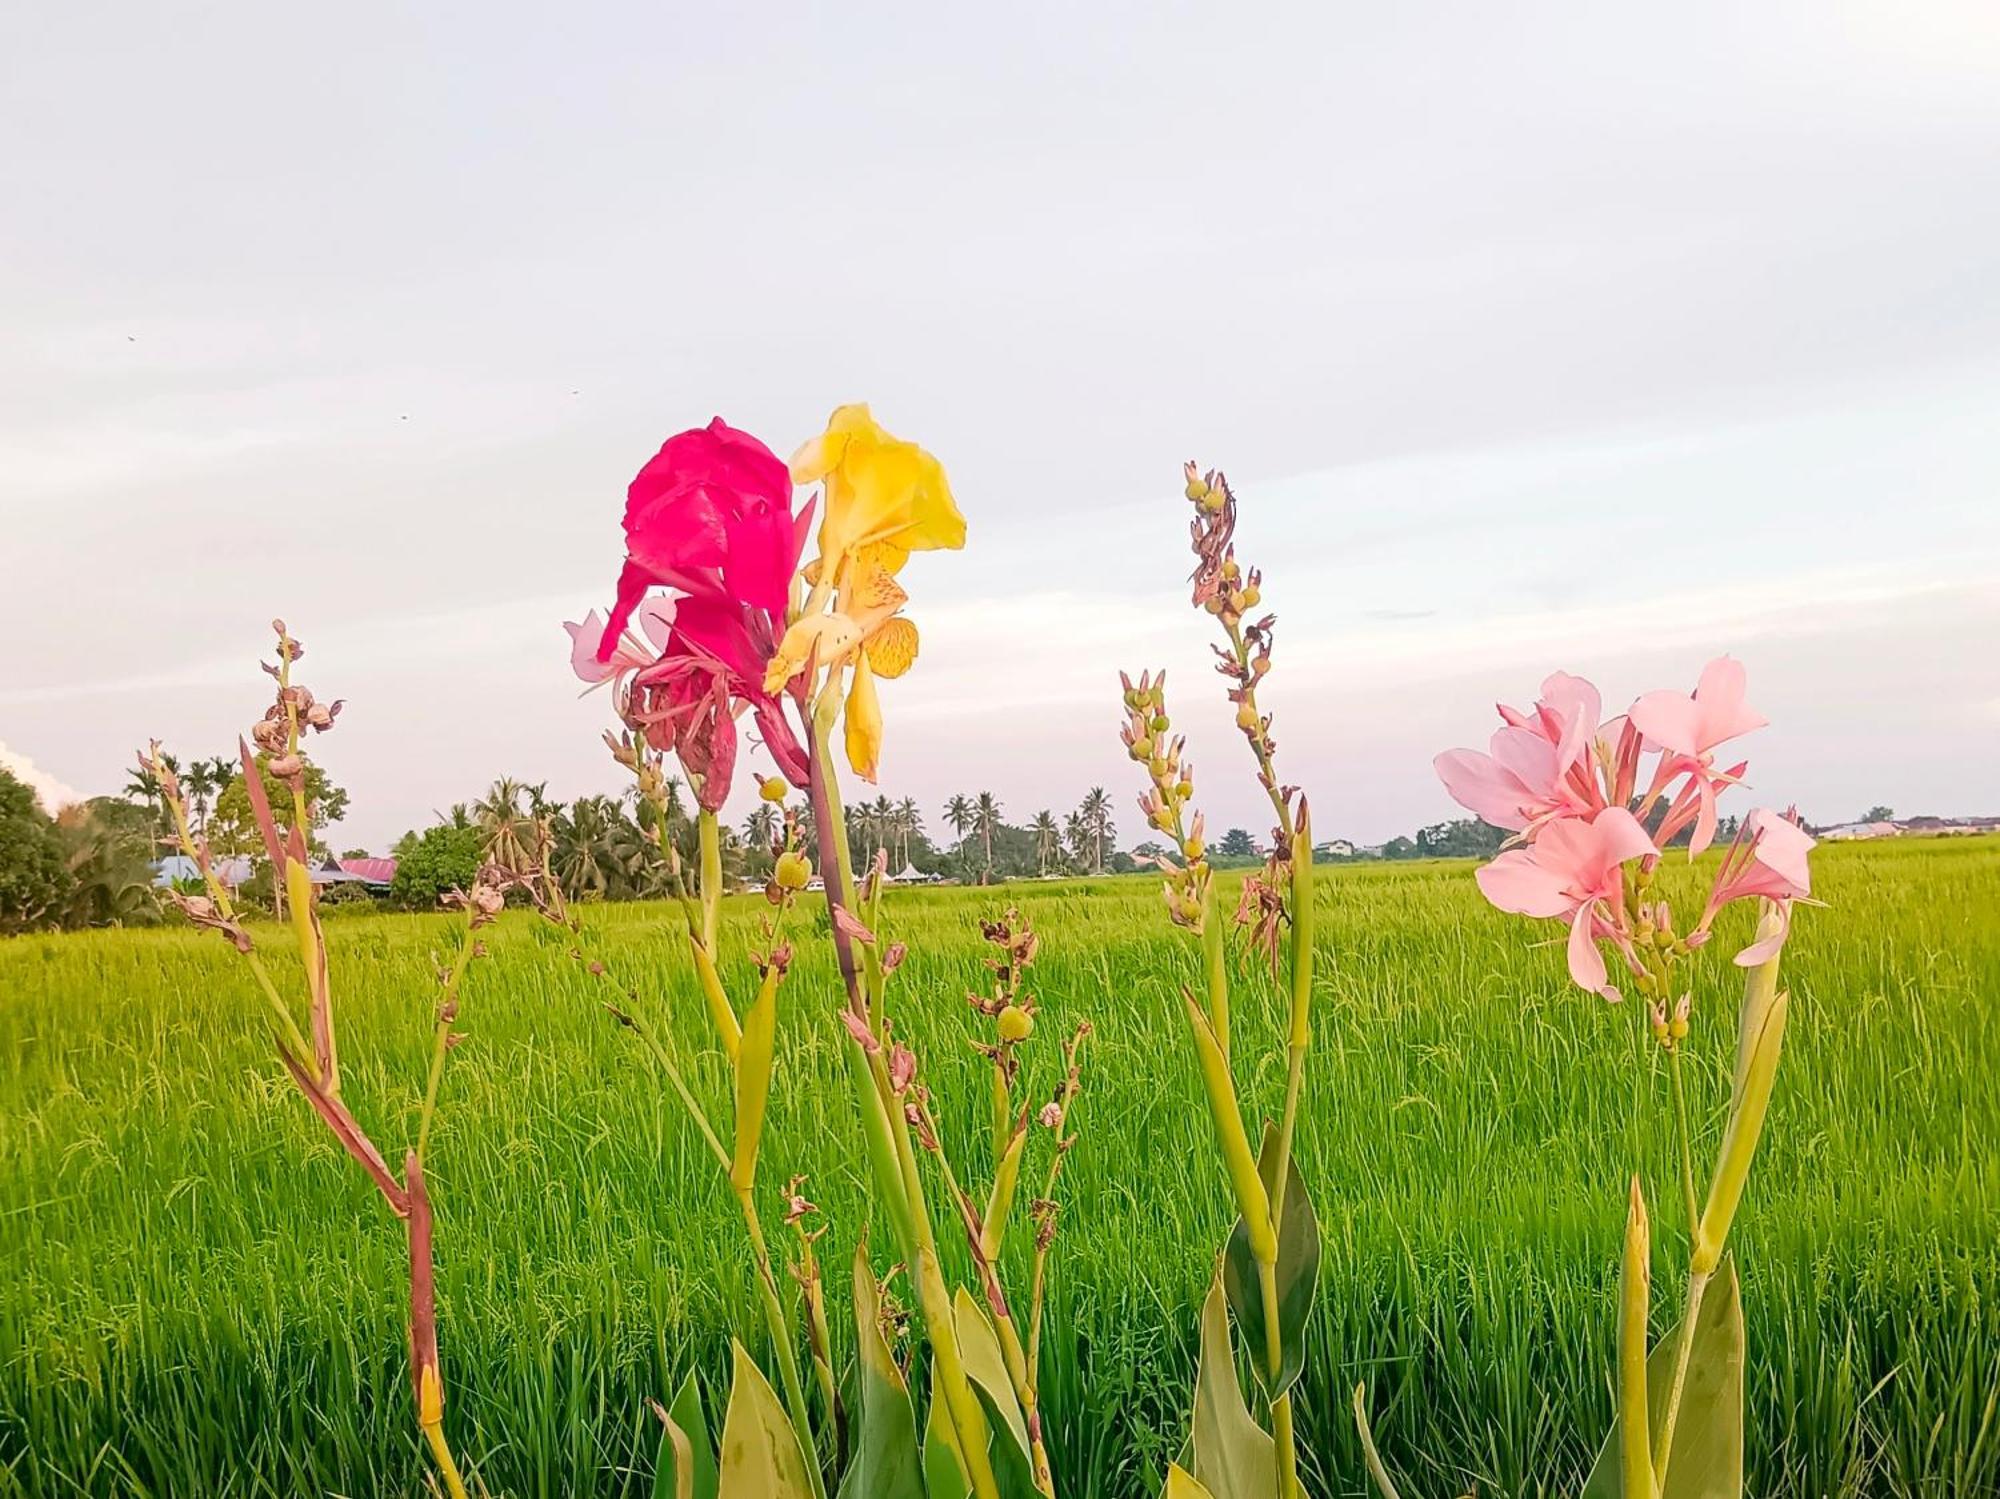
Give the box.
[2,837,1996,1498]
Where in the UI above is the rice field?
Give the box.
[1,837,1995,1498]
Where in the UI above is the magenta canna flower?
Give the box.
[603,418,814,644]
[1435,670,1605,833]
[1629,656,1768,855]
[1700,808,1815,965]
[1475,806,1658,997]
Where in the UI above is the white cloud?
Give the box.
[0,742,84,813]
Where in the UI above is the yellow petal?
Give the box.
[864,617,919,680]
[845,653,883,782]
[788,429,845,486]
[764,613,865,693]
[801,404,966,573]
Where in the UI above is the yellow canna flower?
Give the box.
[844,652,883,781]
[790,404,965,581]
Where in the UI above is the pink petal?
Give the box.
[1747,809,1815,892]
[1592,806,1661,871]
[1734,900,1792,966]
[1489,725,1561,796]
[1628,687,1703,757]
[1434,749,1531,830]
[1539,671,1602,770]
[1475,849,1573,918]
[637,597,678,652]
[1567,903,1610,993]
[1693,656,1768,749]
[1688,776,1718,857]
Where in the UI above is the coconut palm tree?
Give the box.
[552,795,625,900]
[474,777,537,873]
[973,791,1002,871]
[1030,810,1061,875]
[896,796,922,868]
[122,753,179,847]
[945,793,975,853]
[1078,785,1114,873]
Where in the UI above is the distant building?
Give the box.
[311,856,397,888]
[1818,817,2000,842]
[1315,839,1356,858]
[153,854,252,888]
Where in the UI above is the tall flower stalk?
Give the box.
[1124,464,1320,1499]
[143,620,496,1499]
[562,407,1085,1499]
[1418,659,1816,1499]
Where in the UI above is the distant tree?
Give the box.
[56,798,160,928]
[1217,827,1258,859]
[1131,839,1168,865]
[1030,810,1062,875]
[390,822,486,909]
[1414,818,1509,859]
[1,769,73,934]
[474,776,541,874]
[974,791,1003,872]
[209,756,351,862]
[896,797,923,868]
[1381,836,1419,860]
[1862,805,1895,823]
[945,794,975,853]
[1076,786,1113,873]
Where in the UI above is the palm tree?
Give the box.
[742,803,780,880]
[945,794,975,853]
[1030,810,1061,875]
[973,791,1002,871]
[474,777,537,873]
[1078,786,1114,874]
[122,753,179,847]
[552,795,624,901]
[896,797,922,868]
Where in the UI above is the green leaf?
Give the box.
[952,1287,1032,1463]
[655,1370,719,1499]
[730,972,780,1191]
[835,1249,925,1499]
[1190,1271,1275,1499]
[1581,1255,1745,1499]
[969,1379,1041,1499]
[717,1341,816,1499]
[1163,1464,1219,1499]
[1221,1124,1322,1398]
[922,1363,972,1499]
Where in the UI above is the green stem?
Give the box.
[1666,1048,1700,1244]
[1258,1258,1302,1499]
[698,809,723,956]
[738,1187,827,1499]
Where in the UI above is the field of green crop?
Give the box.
[2,837,1996,1498]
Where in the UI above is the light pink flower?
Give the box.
[1436,670,1604,833]
[1629,657,1767,855]
[564,599,676,685]
[1475,806,1658,997]
[1702,807,1815,965]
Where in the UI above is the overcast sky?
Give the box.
[3,3,1997,850]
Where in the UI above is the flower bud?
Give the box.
[1185,477,1210,502]
[1239,584,1261,607]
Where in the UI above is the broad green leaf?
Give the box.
[1581,1256,1745,1499]
[835,1249,924,1499]
[922,1363,972,1499]
[952,1287,1032,1462]
[730,972,780,1191]
[717,1341,815,1499]
[1221,1123,1322,1398]
[1164,1463,1219,1499]
[1190,1270,1275,1499]
[655,1370,718,1499]
[969,1380,1041,1499]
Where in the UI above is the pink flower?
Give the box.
[605,418,814,636]
[1702,808,1815,965]
[1435,671,1604,833]
[1475,806,1658,997]
[564,599,676,685]
[1629,657,1767,855]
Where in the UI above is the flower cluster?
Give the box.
[1120,669,1209,928]
[1436,657,1816,1013]
[567,406,963,813]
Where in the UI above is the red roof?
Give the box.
[335,857,398,885]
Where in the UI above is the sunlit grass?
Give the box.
[1,837,1994,1497]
